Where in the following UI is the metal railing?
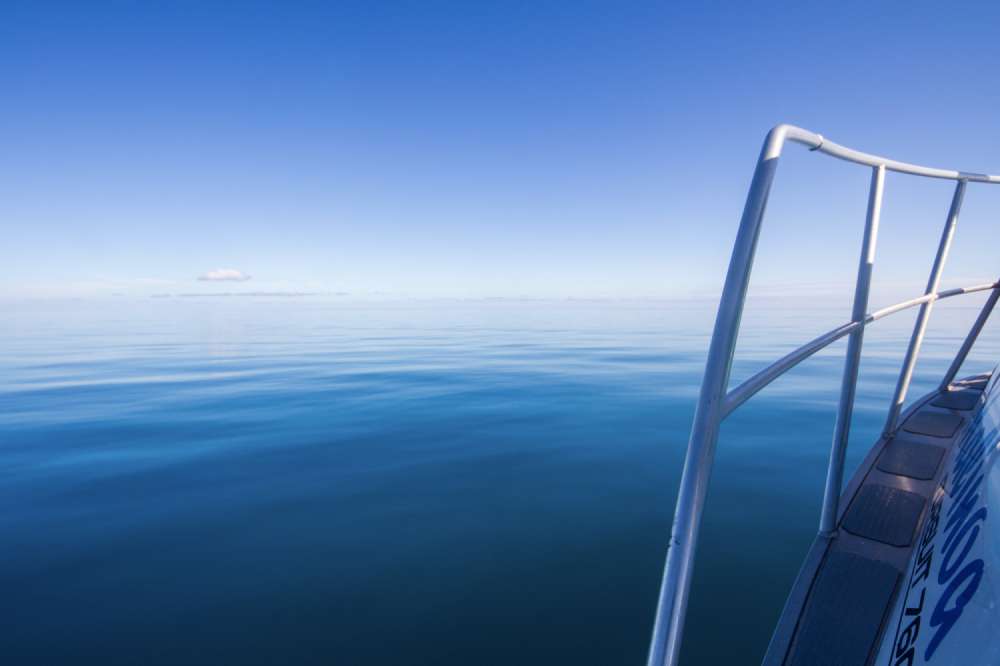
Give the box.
[646,124,1000,666]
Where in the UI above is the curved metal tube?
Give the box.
[721,282,998,418]
[774,123,1000,183]
[647,125,786,666]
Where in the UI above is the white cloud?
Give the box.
[198,268,252,282]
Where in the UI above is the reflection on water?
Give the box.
[1,297,997,664]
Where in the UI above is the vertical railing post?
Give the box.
[646,127,792,666]
[883,180,966,435]
[938,285,1000,390]
[819,165,884,535]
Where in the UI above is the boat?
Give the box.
[646,125,1000,665]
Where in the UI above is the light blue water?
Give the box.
[2,298,997,664]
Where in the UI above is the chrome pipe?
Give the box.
[721,321,860,417]
[868,283,995,320]
[939,286,1000,390]
[773,123,1000,183]
[884,180,966,435]
[646,126,786,666]
[819,165,884,536]
[720,283,998,419]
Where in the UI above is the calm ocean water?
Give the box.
[2,297,998,664]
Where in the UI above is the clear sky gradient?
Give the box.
[3,1,1000,300]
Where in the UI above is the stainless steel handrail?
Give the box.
[883,182,966,436]
[764,124,1000,182]
[720,282,999,418]
[646,124,1000,666]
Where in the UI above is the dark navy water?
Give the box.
[3,297,998,664]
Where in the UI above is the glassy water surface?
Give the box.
[2,297,997,664]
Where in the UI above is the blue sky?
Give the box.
[3,1,1000,300]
